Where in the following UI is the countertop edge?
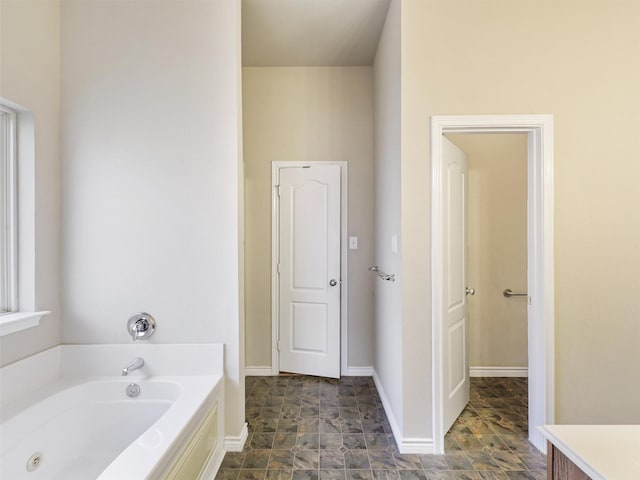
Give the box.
[539,425,606,480]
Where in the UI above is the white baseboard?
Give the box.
[372,369,434,454]
[371,370,401,441]
[470,366,528,377]
[344,366,373,376]
[245,366,275,376]
[224,422,249,452]
[397,438,435,454]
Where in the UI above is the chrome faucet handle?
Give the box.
[127,313,156,341]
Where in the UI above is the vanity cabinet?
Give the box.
[541,424,640,480]
[547,441,591,480]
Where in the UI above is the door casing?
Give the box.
[431,115,555,453]
[271,161,349,376]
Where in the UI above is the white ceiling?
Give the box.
[242,0,392,67]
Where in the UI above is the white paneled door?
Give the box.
[442,137,471,433]
[277,165,341,378]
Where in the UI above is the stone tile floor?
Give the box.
[215,375,546,480]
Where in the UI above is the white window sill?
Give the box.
[0,311,50,337]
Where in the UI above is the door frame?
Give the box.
[431,115,554,453]
[271,161,349,376]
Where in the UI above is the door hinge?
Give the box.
[275,184,280,197]
[277,263,280,274]
[277,340,281,351]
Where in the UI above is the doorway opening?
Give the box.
[448,132,529,383]
[431,115,554,453]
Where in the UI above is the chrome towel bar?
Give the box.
[369,266,395,282]
[503,288,527,298]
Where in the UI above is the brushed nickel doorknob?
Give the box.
[329,279,338,287]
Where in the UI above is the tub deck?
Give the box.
[0,344,225,480]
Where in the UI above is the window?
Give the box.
[0,100,47,336]
[0,104,17,314]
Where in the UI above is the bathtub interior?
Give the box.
[1,378,183,479]
[3,395,172,479]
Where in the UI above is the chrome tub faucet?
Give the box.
[122,357,144,376]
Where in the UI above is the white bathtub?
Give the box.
[0,344,225,480]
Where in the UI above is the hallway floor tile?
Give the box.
[215,376,545,480]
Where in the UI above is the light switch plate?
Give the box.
[349,236,358,249]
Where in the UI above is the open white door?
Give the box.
[277,165,341,378]
[442,137,471,433]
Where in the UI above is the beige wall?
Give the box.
[449,134,528,369]
[401,0,640,429]
[0,0,62,366]
[242,67,375,370]
[372,0,404,432]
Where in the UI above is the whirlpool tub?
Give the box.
[0,344,224,480]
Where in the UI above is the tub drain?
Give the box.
[126,383,141,398]
[26,452,43,472]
